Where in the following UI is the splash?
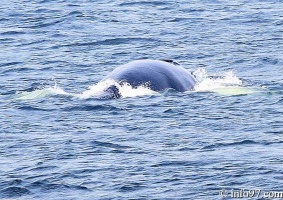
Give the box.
[193,68,258,96]
[14,79,156,100]
[79,79,118,99]
[14,69,262,100]
[15,85,69,100]
[79,79,157,99]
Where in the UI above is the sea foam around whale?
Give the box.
[14,68,263,100]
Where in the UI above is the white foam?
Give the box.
[15,68,261,100]
[78,79,157,99]
[193,68,258,96]
[118,82,157,98]
[15,85,69,100]
[79,79,118,99]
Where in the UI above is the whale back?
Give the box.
[104,60,196,92]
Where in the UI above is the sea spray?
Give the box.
[193,68,257,96]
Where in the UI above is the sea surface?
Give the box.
[1,0,283,199]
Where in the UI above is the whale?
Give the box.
[102,59,196,98]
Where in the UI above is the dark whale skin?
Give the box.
[104,59,196,93]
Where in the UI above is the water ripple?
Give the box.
[63,104,125,112]
[119,1,168,7]
[55,37,159,49]
[90,140,131,149]
[0,186,31,198]
[201,139,282,150]
[16,105,56,111]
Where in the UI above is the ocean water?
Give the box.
[1,0,283,199]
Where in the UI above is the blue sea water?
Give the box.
[1,0,283,199]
